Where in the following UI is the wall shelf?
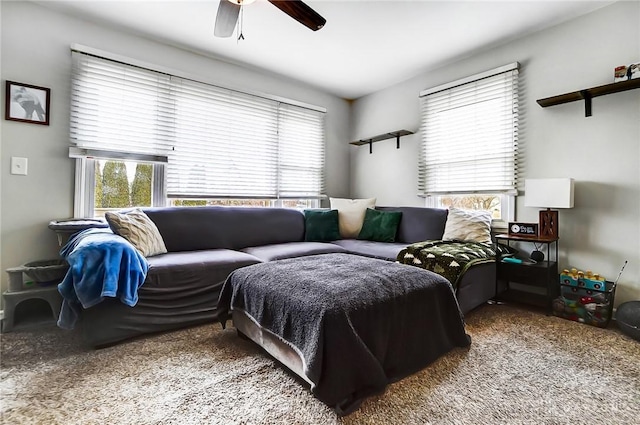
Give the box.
[537,79,640,117]
[350,130,414,154]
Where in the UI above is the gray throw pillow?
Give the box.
[105,209,167,257]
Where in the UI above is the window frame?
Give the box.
[424,193,514,229]
[70,45,326,217]
[73,156,167,218]
[418,62,520,227]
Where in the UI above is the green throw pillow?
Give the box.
[357,208,402,242]
[304,209,341,242]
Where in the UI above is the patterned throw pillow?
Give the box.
[442,207,492,244]
[329,197,376,239]
[105,209,167,257]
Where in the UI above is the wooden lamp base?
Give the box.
[539,209,559,238]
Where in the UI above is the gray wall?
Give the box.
[350,1,640,306]
[0,1,351,300]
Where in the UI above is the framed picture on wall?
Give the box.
[5,81,50,125]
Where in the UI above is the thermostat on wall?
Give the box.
[508,222,538,237]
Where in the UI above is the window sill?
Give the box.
[491,220,508,231]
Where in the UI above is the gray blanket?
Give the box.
[217,253,471,415]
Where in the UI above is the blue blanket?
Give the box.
[57,228,149,329]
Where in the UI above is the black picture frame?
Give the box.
[5,81,50,125]
[508,222,539,237]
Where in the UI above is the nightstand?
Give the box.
[494,234,559,313]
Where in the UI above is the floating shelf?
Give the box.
[350,130,414,154]
[537,79,640,117]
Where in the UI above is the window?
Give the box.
[70,46,325,217]
[167,78,325,201]
[71,155,166,218]
[168,199,317,209]
[418,63,520,225]
[89,159,163,217]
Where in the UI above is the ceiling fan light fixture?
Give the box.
[227,0,256,5]
[215,0,326,38]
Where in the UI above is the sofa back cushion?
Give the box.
[375,206,448,244]
[143,206,305,252]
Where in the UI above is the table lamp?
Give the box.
[524,178,574,239]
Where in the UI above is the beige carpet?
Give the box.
[1,304,638,425]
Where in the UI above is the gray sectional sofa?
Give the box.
[70,205,496,347]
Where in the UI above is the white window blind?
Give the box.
[168,78,325,199]
[418,64,519,196]
[70,51,174,158]
[277,103,325,198]
[70,49,326,200]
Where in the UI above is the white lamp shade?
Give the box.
[524,178,574,208]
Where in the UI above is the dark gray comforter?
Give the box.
[217,253,471,415]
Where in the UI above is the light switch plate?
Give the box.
[11,157,28,175]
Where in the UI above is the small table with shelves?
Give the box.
[494,234,559,313]
[2,267,63,332]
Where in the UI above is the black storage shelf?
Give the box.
[494,234,559,313]
[537,79,640,117]
[499,289,549,309]
[499,261,558,289]
[350,130,414,153]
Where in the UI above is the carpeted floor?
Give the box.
[1,304,638,424]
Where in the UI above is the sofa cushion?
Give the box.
[330,239,407,261]
[442,208,492,244]
[143,206,305,252]
[304,209,341,242]
[242,242,346,262]
[330,197,376,239]
[145,249,262,292]
[376,206,448,243]
[358,208,402,243]
[105,209,167,257]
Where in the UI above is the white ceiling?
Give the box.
[34,0,613,99]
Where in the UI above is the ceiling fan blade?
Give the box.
[268,0,326,31]
[214,0,241,38]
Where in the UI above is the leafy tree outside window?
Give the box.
[94,162,103,208]
[131,163,153,207]
[94,160,155,216]
[101,161,130,208]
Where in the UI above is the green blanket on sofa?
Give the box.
[397,240,510,289]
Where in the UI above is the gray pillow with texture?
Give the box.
[105,209,167,257]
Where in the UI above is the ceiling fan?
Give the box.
[214,0,326,38]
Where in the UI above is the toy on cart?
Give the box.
[553,262,626,328]
[559,268,607,291]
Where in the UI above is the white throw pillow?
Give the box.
[329,197,376,239]
[442,208,492,244]
[105,209,168,257]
